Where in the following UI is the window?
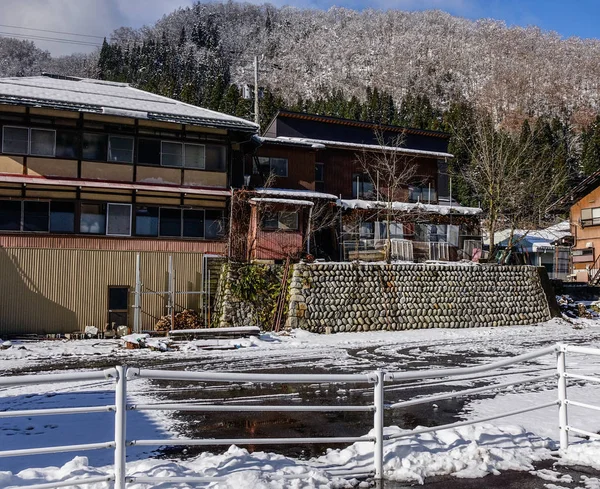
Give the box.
[262,211,279,230]
[83,133,108,161]
[315,163,324,182]
[205,210,224,239]
[55,131,79,159]
[2,127,55,156]
[2,127,28,154]
[50,201,75,233]
[315,163,324,192]
[80,203,106,234]
[159,208,182,236]
[184,144,205,169]
[0,200,21,230]
[376,222,403,240]
[409,186,437,203]
[205,145,226,171]
[183,209,205,237]
[106,203,132,236]
[161,141,183,167]
[138,138,161,165]
[135,206,159,236]
[360,222,375,239]
[258,157,288,177]
[30,129,56,157]
[23,201,49,232]
[581,208,600,227]
[415,223,447,243]
[352,174,375,199]
[262,210,299,231]
[108,136,134,163]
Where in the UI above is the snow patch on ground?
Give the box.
[0,424,558,488]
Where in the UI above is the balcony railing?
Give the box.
[342,239,454,262]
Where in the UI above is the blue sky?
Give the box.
[0,0,597,56]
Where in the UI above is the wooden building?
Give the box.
[0,74,257,335]
[240,111,482,262]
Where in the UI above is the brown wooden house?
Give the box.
[239,111,482,262]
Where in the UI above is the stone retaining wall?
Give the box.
[286,262,552,333]
[212,263,260,328]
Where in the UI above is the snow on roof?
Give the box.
[255,135,325,149]
[338,199,483,216]
[0,75,258,131]
[254,188,338,200]
[249,197,314,206]
[274,136,453,159]
[493,221,572,250]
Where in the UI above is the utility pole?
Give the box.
[254,55,259,127]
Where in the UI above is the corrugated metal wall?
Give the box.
[0,247,208,336]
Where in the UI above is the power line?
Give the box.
[0,32,102,48]
[0,23,105,39]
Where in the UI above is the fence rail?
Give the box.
[2,342,600,488]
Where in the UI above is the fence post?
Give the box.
[556,344,569,451]
[114,365,127,489]
[373,370,385,481]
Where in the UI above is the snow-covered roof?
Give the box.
[254,135,325,149]
[338,199,483,216]
[493,221,572,251]
[249,197,314,206]
[274,137,453,159]
[254,188,338,200]
[0,75,258,131]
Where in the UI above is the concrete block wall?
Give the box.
[286,262,551,333]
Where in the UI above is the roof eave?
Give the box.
[0,97,257,132]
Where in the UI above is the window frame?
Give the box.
[106,203,132,237]
[22,200,51,232]
[107,135,134,164]
[49,200,76,234]
[2,126,56,157]
[30,128,57,157]
[160,141,184,167]
[581,207,600,227]
[258,156,289,178]
[262,209,299,231]
[183,143,206,170]
[82,132,109,162]
[79,202,107,235]
[182,208,205,237]
[158,206,183,237]
[2,126,29,155]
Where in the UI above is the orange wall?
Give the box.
[570,185,600,281]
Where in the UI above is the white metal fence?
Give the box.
[2,342,600,488]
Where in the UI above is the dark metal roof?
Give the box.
[548,170,600,213]
[270,110,451,139]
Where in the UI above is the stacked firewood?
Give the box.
[155,309,204,331]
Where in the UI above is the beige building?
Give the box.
[0,74,257,336]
